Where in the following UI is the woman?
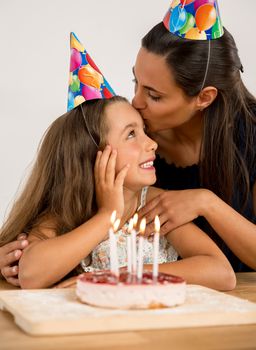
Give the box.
[133,17,256,272]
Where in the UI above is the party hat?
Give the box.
[163,0,224,40]
[67,32,115,111]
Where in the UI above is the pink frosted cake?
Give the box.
[76,270,186,309]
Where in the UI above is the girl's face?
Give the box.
[132,48,198,132]
[105,101,157,191]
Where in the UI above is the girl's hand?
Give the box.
[0,234,29,286]
[94,145,129,219]
[138,189,210,236]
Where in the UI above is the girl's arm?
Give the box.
[19,147,129,289]
[145,222,236,291]
[19,211,112,289]
[141,187,236,291]
[139,184,256,270]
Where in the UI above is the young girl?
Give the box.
[0,96,235,290]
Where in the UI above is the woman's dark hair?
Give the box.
[142,22,256,211]
[0,95,128,245]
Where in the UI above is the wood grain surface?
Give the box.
[1,273,256,350]
[0,284,256,336]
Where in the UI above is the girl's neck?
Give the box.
[120,188,141,227]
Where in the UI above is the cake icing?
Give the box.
[76,270,186,309]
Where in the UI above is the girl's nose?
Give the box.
[147,136,158,152]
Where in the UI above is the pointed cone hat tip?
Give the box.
[67,32,116,111]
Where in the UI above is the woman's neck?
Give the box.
[172,112,203,147]
[153,112,204,167]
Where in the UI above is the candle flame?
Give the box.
[110,211,117,226]
[128,218,133,233]
[133,213,138,228]
[113,218,120,232]
[154,215,160,233]
[139,218,146,235]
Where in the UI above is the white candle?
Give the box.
[126,219,133,274]
[153,215,160,281]
[131,213,138,275]
[113,219,120,278]
[109,227,117,275]
[137,218,146,281]
[109,211,119,278]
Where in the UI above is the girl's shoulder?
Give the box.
[28,215,58,242]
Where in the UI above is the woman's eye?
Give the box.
[127,130,135,139]
[148,93,160,102]
[132,78,137,85]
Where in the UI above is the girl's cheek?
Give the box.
[114,157,123,173]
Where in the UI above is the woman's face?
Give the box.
[105,101,157,191]
[132,47,198,132]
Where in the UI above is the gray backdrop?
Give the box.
[0,0,255,224]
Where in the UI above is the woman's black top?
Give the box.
[154,114,256,272]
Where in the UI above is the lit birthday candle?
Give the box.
[137,217,146,282]
[109,211,119,277]
[131,213,138,275]
[153,215,160,281]
[126,218,133,274]
[113,218,120,278]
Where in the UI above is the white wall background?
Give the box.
[0,0,256,224]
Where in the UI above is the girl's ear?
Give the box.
[196,86,218,111]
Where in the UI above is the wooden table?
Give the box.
[1,273,256,350]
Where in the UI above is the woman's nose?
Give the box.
[132,89,146,110]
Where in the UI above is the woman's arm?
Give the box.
[0,235,28,286]
[144,222,236,291]
[139,185,256,270]
[198,187,256,270]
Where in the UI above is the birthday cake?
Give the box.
[76,270,186,309]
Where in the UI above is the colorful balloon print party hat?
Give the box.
[163,0,224,40]
[67,32,116,111]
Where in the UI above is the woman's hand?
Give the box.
[138,189,210,236]
[0,234,29,286]
[94,145,129,219]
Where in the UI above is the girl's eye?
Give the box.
[148,93,161,102]
[127,130,135,139]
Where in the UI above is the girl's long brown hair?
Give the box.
[142,23,256,212]
[0,96,127,245]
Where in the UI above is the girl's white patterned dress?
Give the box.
[80,187,178,272]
